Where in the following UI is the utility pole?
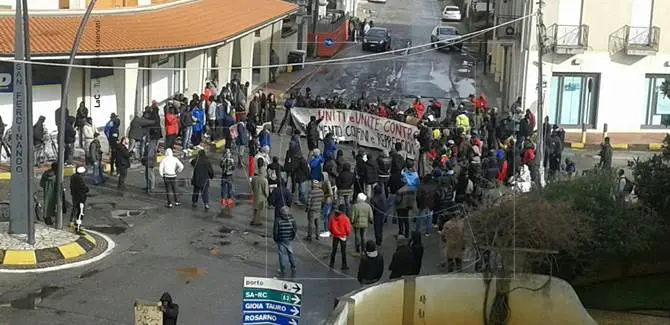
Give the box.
[310,0,319,58]
[483,0,491,75]
[56,0,98,229]
[535,0,546,188]
[10,0,34,244]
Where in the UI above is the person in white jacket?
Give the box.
[510,164,532,194]
[159,148,184,207]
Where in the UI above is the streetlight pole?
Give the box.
[55,0,98,230]
[21,0,35,244]
[535,0,546,188]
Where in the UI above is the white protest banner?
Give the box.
[290,107,420,159]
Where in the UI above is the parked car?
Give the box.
[442,5,462,21]
[430,25,462,51]
[363,27,392,52]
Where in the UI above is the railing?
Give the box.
[626,25,660,50]
[495,15,522,39]
[549,24,589,48]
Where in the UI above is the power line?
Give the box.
[0,13,534,72]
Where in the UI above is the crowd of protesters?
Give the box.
[10,70,626,279]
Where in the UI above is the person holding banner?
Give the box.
[306,116,324,152]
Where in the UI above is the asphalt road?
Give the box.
[293,0,477,106]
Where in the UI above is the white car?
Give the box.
[442,5,462,21]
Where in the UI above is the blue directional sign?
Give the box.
[324,38,335,48]
[242,277,302,325]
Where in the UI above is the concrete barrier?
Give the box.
[326,273,598,325]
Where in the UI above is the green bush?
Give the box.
[632,134,670,220]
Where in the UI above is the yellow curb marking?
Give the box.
[611,144,630,150]
[649,143,663,151]
[58,242,86,259]
[84,234,97,245]
[0,173,10,180]
[3,250,37,265]
[570,143,585,149]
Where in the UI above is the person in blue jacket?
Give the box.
[191,105,205,147]
[309,149,325,181]
[259,124,271,149]
[323,132,338,160]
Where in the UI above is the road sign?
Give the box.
[242,277,302,325]
[324,38,335,48]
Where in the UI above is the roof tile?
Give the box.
[0,0,297,56]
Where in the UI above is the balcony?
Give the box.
[495,15,522,40]
[546,24,589,55]
[624,26,660,56]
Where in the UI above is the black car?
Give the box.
[362,27,391,52]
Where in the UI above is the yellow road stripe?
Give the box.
[58,242,86,259]
[3,250,37,265]
[84,234,97,245]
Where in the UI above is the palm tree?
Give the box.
[661,78,670,99]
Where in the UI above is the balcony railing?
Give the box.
[624,25,660,56]
[495,15,522,39]
[546,24,589,55]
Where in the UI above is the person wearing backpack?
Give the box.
[273,206,298,276]
[267,156,282,193]
[220,148,236,209]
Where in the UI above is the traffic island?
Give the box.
[0,222,111,270]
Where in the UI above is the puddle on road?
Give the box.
[5,286,61,310]
[87,225,127,235]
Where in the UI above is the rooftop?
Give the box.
[0,0,298,57]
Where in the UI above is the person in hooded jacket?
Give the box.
[336,163,355,216]
[388,235,415,279]
[159,148,184,208]
[376,150,392,198]
[293,155,311,205]
[70,166,89,232]
[273,206,298,275]
[259,124,271,149]
[164,107,180,150]
[323,132,338,160]
[361,152,379,199]
[40,163,59,225]
[409,231,424,275]
[328,204,352,270]
[160,292,179,325]
[335,149,346,174]
[351,192,373,253]
[357,240,384,285]
[191,104,206,147]
[306,115,323,151]
[309,149,325,182]
[370,185,388,245]
[271,178,292,220]
[251,159,269,226]
[191,150,214,210]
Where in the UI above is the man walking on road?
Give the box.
[329,204,352,270]
[273,206,297,276]
[159,148,184,208]
[351,193,373,253]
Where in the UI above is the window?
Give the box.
[643,74,670,126]
[547,73,600,128]
[438,27,456,35]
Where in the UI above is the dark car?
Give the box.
[430,25,462,52]
[363,27,392,52]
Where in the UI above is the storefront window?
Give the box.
[546,73,600,128]
[643,74,670,126]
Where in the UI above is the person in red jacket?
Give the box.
[413,97,426,120]
[164,107,180,150]
[329,204,352,270]
[522,142,536,165]
[377,104,389,118]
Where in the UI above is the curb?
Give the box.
[567,142,664,151]
[0,232,97,268]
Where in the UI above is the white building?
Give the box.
[0,0,301,136]
[489,0,670,144]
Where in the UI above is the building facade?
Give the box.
[489,0,670,144]
[0,0,300,135]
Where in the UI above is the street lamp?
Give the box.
[55,0,99,230]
